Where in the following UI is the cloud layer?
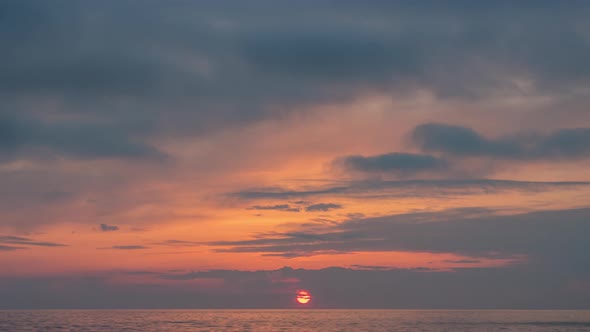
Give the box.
[413,123,590,160]
[0,1,589,309]
[208,207,590,269]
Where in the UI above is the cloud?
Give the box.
[231,186,348,200]
[99,224,119,232]
[1,1,589,150]
[0,245,26,251]
[261,250,347,258]
[0,1,588,310]
[247,204,300,212]
[443,259,482,264]
[2,264,589,309]
[230,179,590,200]
[349,265,394,270]
[328,124,590,178]
[236,1,590,98]
[259,252,308,258]
[412,123,590,160]
[0,0,588,191]
[0,114,165,163]
[207,207,590,273]
[100,246,150,250]
[335,153,449,176]
[151,240,201,247]
[122,271,158,275]
[305,203,343,212]
[241,27,398,82]
[0,235,66,248]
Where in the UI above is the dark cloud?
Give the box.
[0,235,66,248]
[238,1,590,98]
[99,224,119,232]
[350,265,393,270]
[1,1,589,150]
[412,123,590,160]
[241,28,397,82]
[0,114,165,163]
[328,123,590,179]
[1,264,589,309]
[231,186,348,200]
[0,0,588,311]
[122,271,158,275]
[230,179,590,200]
[305,203,343,212]
[207,207,590,273]
[335,153,449,176]
[100,246,149,250]
[247,204,300,212]
[260,252,305,258]
[151,240,201,247]
[346,213,366,220]
[443,259,481,264]
[412,123,517,158]
[0,245,25,251]
[261,250,347,259]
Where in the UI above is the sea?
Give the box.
[1,310,589,331]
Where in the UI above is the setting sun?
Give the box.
[296,290,311,304]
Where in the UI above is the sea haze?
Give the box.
[1,310,590,332]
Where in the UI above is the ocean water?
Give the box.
[1,310,589,332]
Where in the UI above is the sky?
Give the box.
[1,0,590,309]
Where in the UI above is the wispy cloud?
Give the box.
[99,246,150,250]
[151,240,201,247]
[413,123,590,161]
[207,207,590,272]
[99,224,119,232]
[305,203,343,212]
[334,153,449,176]
[0,235,66,248]
[0,245,26,251]
[230,179,590,200]
[247,204,300,212]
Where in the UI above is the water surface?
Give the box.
[1,309,589,331]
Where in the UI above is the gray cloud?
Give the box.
[247,204,300,212]
[241,27,398,82]
[231,186,348,200]
[0,0,588,176]
[99,224,119,232]
[443,259,481,264]
[151,240,201,247]
[259,252,309,258]
[122,271,158,276]
[305,203,343,212]
[230,179,590,200]
[1,264,589,309]
[1,1,589,145]
[207,207,590,273]
[0,235,66,248]
[349,265,394,270]
[412,123,590,160]
[0,245,25,251]
[100,246,149,250]
[335,153,449,176]
[0,114,165,163]
[236,1,590,98]
[0,1,588,310]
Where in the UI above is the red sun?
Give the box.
[296,290,311,304]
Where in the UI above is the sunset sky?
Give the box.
[1,1,590,309]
